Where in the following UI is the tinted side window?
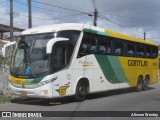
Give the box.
[113,40,124,56]
[51,42,67,72]
[98,37,112,55]
[136,44,145,58]
[126,42,135,57]
[77,32,158,59]
[145,46,152,58]
[57,30,80,46]
[57,30,80,63]
[152,46,158,59]
[51,30,80,73]
[78,32,97,58]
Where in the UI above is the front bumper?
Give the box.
[9,82,53,98]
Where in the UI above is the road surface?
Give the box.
[0,82,160,120]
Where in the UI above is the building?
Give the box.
[0,24,24,41]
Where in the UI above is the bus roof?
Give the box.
[104,29,157,46]
[21,23,86,35]
[21,23,157,46]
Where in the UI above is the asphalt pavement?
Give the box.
[0,81,160,120]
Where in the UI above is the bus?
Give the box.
[8,23,159,102]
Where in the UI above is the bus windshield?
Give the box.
[10,33,54,78]
[10,30,80,78]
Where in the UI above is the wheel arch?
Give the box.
[73,77,90,95]
[145,74,150,84]
[137,74,143,83]
[145,74,150,79]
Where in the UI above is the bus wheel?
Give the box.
[74,81,87,102]
[142,76,149,91]
[136,76,143,92]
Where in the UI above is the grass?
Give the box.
[0,96,11,104]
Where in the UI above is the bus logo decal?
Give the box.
[56,86,69,96]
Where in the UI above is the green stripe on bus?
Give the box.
[95,55,128,83]
[24,79,34,84]
[23,77,44,84]
[83,28,109,36]
[83,28,97,34]
[31,77,44,83]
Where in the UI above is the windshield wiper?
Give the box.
[14,46,29,75]
[14,58,25,75]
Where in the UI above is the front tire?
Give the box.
[74,81,87,102]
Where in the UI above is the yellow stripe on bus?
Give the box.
[10,75,26,84]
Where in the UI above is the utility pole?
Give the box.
[144,32,146,40]
[92,0,98,26]
[10,0,13,41]
[28,0,32,28]
[93,9,98,27]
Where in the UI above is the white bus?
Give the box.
[9,23,158,101]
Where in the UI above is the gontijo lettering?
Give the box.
[128,60,148,67]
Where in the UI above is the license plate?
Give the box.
[20,91,27,95]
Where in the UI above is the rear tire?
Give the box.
[136,76,143,92]
[142,76,149,91]
[74,81,87,102]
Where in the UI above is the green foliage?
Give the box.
[0,96,11,104]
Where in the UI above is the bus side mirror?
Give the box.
[2,41,16,57]
[46,37,69,54]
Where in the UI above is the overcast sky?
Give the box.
[0,0,160,44]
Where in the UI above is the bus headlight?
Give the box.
[37,77,58,87]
